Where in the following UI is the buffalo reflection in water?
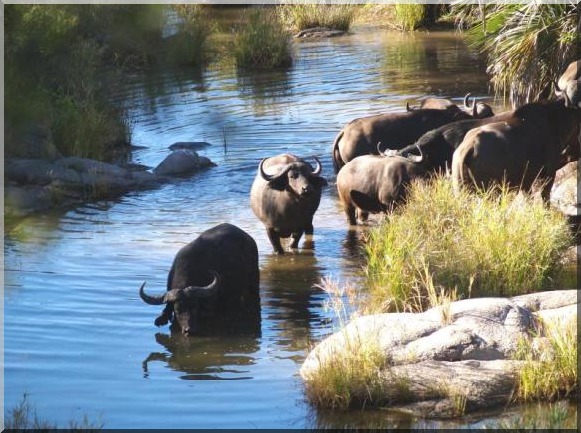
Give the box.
[143,315,261,381]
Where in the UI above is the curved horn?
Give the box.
[563,91,572,107]
[182,270,221,301]
[139,282,168,305]
[259,158,291,182]
[310,155,322,176]
[463,93,473,109]
[377,141,384,154]
[406,144,424,163]
[406,102,412,112]
[472,99,478,117]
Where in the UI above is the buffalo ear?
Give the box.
[267,176,288,191]
[310,176,328,187]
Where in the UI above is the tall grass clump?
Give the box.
[514,316,577,402]
[393,4,430,31]
[167,5,213,67]
[364,176,572,313]
[234,8,293,68]
[302,277,387,409]
[277,3,358,32]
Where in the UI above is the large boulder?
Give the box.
[300,290,578,418]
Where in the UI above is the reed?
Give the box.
[277,4,358,32]
[233,8,293,69]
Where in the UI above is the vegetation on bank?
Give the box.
[5,394,103,431]
[233,8,293,68]
[277,4,358,33]
[450,3,581,107]
[363,177,571,314]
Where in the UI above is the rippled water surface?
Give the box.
[5,28,518,428]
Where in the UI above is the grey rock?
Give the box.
[300,290,579,418]
[153,149,216,176]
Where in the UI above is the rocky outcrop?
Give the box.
[300,290,578,419]
[5,147,216,218]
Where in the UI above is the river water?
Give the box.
[5,27,556,429]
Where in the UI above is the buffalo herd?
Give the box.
[140,60,580,335]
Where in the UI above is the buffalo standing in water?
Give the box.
[139,223,260,335]
[250,154,327,254]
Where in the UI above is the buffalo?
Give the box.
[555,59,580,108]
[331,104,474,173]
[336,151,425,225]
[385,109,514,174]
[407,93,494,119]
[451,99,581,200]
[250,153,327,254]
[139,223,260,335]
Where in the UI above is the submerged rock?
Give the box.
[168,141,212,151]
[153,149,216,176]
[300,290,578,419]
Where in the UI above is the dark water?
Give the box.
[6,28,561,429]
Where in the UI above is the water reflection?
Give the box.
[261,253,328,353]
[236,69,293,115]
[143,327,261,381]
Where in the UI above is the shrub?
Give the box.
[393,4,429,31]
[277,4,358,32]
[233,8,293,68]
[364,176,572,313]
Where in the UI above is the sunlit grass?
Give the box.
[514,315,577,402]
[166,5,213,67]
[277,3,358,33]
[364,176,572,313]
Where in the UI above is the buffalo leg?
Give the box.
[345,203,357,225]
[290,230,304,249]
[267,228,285,254]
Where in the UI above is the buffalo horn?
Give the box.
[310,156,322,176]
[406,145,424,163]
[553,79,563,95]
[139,282,168,305]
[259,158,291,183]
[406,102,412,112]
[182,270,221,300]
[463,93,473,109]
[376,141,384,154]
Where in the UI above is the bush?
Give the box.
[277,4,358,32]
[364,176,572,313]
[234,8,293,68]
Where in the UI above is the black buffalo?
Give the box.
[139,223,260,335]
[407,93,494,119]
[250,153,327,254]
[336,152,425,225]
[451,99,581,200]
[331,105,473,173]
[385,110,514,173]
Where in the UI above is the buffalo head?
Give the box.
[259,156,326,197]
[139,271,221,335]
[463,93,494,118]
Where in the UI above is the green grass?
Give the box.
[277,4,358,32]
[233,8,293,68]
[364,176,572,313]
[513,316,577,402]
[166,5,213,67]
[393,4,430,31]
[485,401,576,430]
